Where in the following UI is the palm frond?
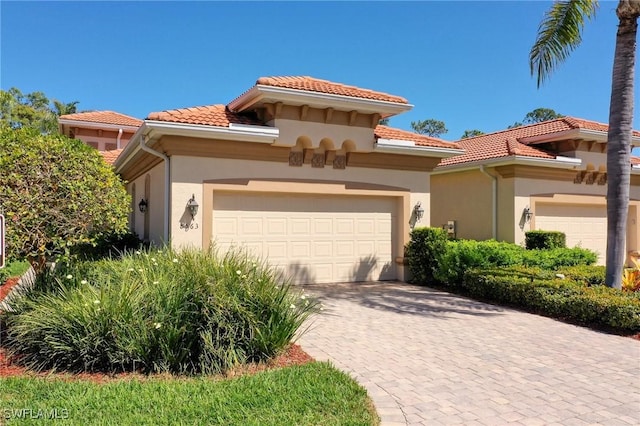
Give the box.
[530,0,599,87]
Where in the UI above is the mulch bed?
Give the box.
[0,275,314,382]
[0,277,20,302]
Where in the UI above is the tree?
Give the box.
[411,119,448,137]
[0,126,130,270]
[53,100,79,116]
[461,129,485,139]
[378,118,390,126]
[508,108,564,128]
[0,88,78,134]
[530,0,640,288]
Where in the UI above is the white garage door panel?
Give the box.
[213,193,396,284]
[535,204,607,264]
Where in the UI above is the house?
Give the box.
[430,118,640,264]
[113,76,463,283]
[58,111,142,162]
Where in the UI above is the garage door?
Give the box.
[212,193,397,284]
[534,203,606,264]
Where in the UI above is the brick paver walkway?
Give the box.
[298,282,640,426]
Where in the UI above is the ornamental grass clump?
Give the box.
[1,247,318,375]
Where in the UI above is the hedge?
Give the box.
[462,267,640,333]
[431,239,596,286]
[406,227,448,284]
[525,230,566,250]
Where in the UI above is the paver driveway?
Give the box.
[297,282,640,426]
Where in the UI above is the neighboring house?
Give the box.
[114,76,462,284]
[431,117,640,264]
[58,111,142,160]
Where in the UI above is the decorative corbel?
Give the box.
[333,154,346,169]
[585,172,596,185]
[349,110,357,126]
[311,152,325,168]
[324,108,333,123]
[288,150,303,167]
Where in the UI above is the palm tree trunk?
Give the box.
[605,1,640,288]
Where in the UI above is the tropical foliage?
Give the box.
[0,87,78,134]
[1,247,319,375]
[508,107,564,128]
[0,126,129,268]
[460,129,484,139]
[530,0,640,288]
[410,118,448,137]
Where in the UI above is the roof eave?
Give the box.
[58,118,140,132]
[432,155,582,175]
[143,120,279,143]
[114,121,280,173]
[228,85,413,117]
[520,128,640,146]
[114,124,147,172]
[374,138,463,158]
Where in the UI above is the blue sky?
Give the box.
[1,1,637,142]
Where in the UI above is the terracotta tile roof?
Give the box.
[510,116,640,141]
[632,156,640,166]
[374,125,460,150]
[440,127,557,167]
[439,117,640,167]
[245,76,408,104]
[100,149,123,165]
[146,104,263,127]
[59,111,142,127]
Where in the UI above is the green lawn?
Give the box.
[2,260,30,279]
[0,362,379,425]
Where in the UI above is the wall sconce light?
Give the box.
[138,198,148,213]
[413,202,425,222]
[523,206,533,223]
[187,194,199,219]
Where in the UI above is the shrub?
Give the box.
[70,231,144,261]
[522,247,597,269]
[525,230,566,249]
[622,258,640,292]
[556,265,606,287]
[434,240,525,286]
[0,126,130,269]
[462,267,640,333]
[408,234,597,288]
[1,247,318,375]
[405,227,448,285]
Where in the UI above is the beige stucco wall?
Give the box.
[168,154,431,252]
[559,147,608,171]
[126,162,165,246]
[273,118,375,152]
[514,176,610,246]
[430,170,494,240]
[73,128,135,151]
[433,165,639,263]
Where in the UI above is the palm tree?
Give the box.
[52,100,79,116]
[530,0,640,289]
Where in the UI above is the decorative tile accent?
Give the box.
[289,151,303,166]
[585,172,596,185]
[597,173,607,185]
[574,171,586,184]
[333,154,346,169]
[312,152,325,168]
